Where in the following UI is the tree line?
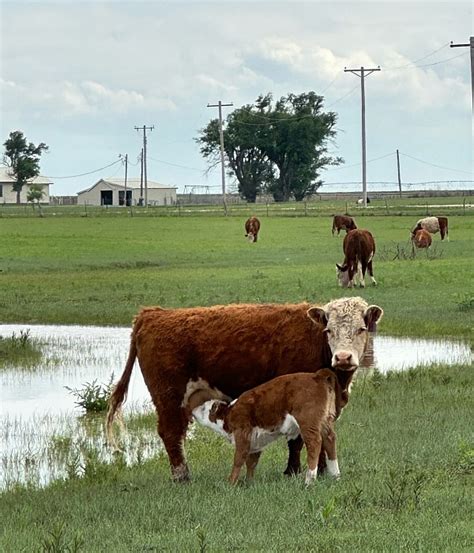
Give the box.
[196,91,343,202]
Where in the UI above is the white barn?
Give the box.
[0,166,52,204]
[77,178,177,206]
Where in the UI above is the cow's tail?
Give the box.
[106,333,137,451]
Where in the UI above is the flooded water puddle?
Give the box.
[0,324,471,489]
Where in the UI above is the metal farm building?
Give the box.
[77,178,177,206]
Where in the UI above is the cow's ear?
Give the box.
[336,263,343,271]
[307,307,327,326]
[364,305,383,332]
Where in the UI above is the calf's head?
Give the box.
[307,297,383,369]
[336,263,351,288]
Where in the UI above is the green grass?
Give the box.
[1,365,472,552]
[0,213,472,337]
[0,329,43,368]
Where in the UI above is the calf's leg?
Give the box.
[229,430,251,485]
[298,424,323,485]
[322,425,340,478]
[245,452,261,481]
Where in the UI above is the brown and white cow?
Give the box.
[412,216,449,241]
[185,370,344,485]
[107,297,383,481]
[245,216,261,242]
[412,229,432,249]
[337,229,377,288]
[332,215,357,236]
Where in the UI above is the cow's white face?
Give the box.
[336,264,351,288]
[307,297,383,369]
[247,233,255,243]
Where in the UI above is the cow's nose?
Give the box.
[334,351,353,366]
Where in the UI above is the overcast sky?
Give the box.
[1,0,472,196]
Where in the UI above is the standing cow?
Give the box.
[412,216,448,241]
[245,216,261,242]
[332,215,357,236]
[337,229,377,288]
[107,297,383,481]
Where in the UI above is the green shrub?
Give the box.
[65,374,114,413]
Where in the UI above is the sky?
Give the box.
[1,0,472,196]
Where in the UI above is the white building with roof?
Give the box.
[77,177,177,206]
[0,166,52,204]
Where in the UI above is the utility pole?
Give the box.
[396,149,402,198]
[344,66,381,208]
[139,148,144,206]
[207,100,233,215]
[135,125,154,206]
[450,37,474,109]
[119,154,128,206]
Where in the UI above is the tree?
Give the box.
[26,183,45,216]
[3,131,49,204]
[196,92,343,203]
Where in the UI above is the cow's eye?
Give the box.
[323,328,331,334]
[357,327,367,334]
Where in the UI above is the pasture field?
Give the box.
[0,365,472,551]
[0,211,472,337]
[0,208,472,551]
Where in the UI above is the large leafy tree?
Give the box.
[196,92,343,202]
[3,130,49,204]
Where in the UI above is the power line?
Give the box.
[148,156,202,172]
[384,42,450,70]
[43,159,122,179]
[399,152,472,175]
[325,152,395,172]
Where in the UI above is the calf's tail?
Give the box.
[106,334,137,450]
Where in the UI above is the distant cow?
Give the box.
[245,216,261,242]
[337,229,377,288]
[186,370,344,485]
[412,217,448,241]
[412,229,432,249]
[107,297,383,481]
[332,215,357,236]
[357,197,371,205]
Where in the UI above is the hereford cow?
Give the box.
[245,216,261,242]
[332,215,357,236]
[337,229,377,288]
[185,370,344,485]
[412,229,432,249]
[107,297,383,482]
[412,216,449,241]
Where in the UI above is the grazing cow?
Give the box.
[245,216,261,243]
[337,229,377,288]
[332,215,357,236]
[412,229,432,249]
[107,297,383,482]
[185,370,344,485]
[412,216,449,241]
[357,197,371,205]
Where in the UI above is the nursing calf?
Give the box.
[186,370,343,485]
[412,216,448,241]
[107,297,383,481]
[337,229,377,288]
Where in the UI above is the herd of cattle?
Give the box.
[106,212,448,485]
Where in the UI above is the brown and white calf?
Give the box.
[412,229,432,249]
[337,229,377,288]
[332,215,357,236]
[412,216,448,241]
[245,216,261,242]
[185,370,344,485]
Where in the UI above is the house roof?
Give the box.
[0,165,53,185]
[77,177,177,195]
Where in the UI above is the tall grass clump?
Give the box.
[0,329,43,368]
[65,374,114,413]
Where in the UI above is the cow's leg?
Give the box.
[284,436,304,475]
[322,425,340,479]
[157,399,191,482]
[358,261,366,288]
[348,263,356,288]
[245,451,261,481]
[229,430,251,485]
[368,260,377,285]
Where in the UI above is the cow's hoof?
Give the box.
[283,465,301,476]
[171,463,191,483]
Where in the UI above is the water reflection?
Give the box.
[0,323,472,489]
